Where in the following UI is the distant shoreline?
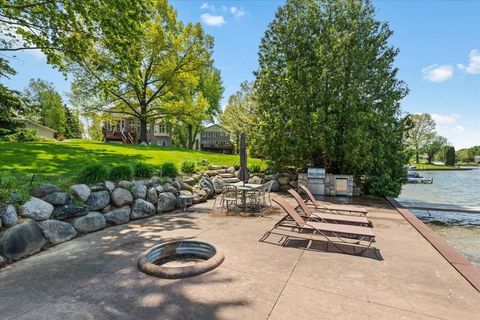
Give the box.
[416,168,475,171]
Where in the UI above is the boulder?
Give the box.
[289,173,298,181]
[150,176,161,185]
[179,181,193,192]
[289,180,298,188]
[200,177,215,198]
[270,181,280,192]
[42,192,72,205]
[73,212,106,233]
[20,197,53,220]
[39,220,77,245]
[163,183,178,195]
[155,185,165,193]
[0,219,46,261]
[104,206,131,225]
[147,187,158,204]
[277,176,290,185]
[248,176,263,184]
[182,177,196,186]
[110,188,133,207]
[131,199,156,219]
[118,180,132,189]
[10,193,22,203]
[30,184,59,198]
[211,176,224,193]
[132,184,147,199]
[172,180,182,191]
[101,205,111,213]
[53,204,88,220]
[209,165,224,170]
[193,188,208,204]
[227,166,235,174]
[157,192,177,212]
[86,191,110,210]
[0,255,6,268]
[103,181,115,193]
[279,184,291,192]
[0,205,17,227]
[264,174,279,182]
[69,184,91,202]
[90,183,106,192]
[180,190,193,196]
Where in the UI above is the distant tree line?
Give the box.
[456,146,480,164]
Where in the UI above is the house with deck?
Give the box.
[193,124,234,154]
[102,113,172,146]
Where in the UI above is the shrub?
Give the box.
[0,128,38,142]
[181,160,196,174]
[0,172,29,204]
[78,164,109,184]
[133,162,154,178]
[249,164,261,173]
[196,159,209,167]
[233,162,240,170]
[109,165,133,181]
[160,162,178,178]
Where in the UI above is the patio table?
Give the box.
[232,182,264,210]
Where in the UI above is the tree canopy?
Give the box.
[405,113,436,163]
[252,0,409,196]
[68,0,215,142]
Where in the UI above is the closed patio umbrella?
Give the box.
[238,132,250,185]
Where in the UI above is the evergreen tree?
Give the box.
[64,106,83,139]
[445,146,456,166]
[253,0,409,196]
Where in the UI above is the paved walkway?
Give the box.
[1,196,479,320]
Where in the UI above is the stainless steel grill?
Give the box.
[306,168,326,195]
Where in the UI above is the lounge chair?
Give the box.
[299,184,368,216]
[287,189,370,226]
[260,197,375,254]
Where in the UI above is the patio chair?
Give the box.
[261,197,375,254]
[221,185,239,213]
[299,184,368,216]
[246,180,275,211]
[287,189,369,226]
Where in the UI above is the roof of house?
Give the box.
[13,117,56,133]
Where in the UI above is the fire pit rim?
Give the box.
[137,240,224,279]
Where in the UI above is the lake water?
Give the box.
[397,169,480,267]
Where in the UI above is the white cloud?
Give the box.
[201,13,226,27]
[422,64,454,82]
[230,7,245,18]
[200,3,215,11]
[431,113,461,124]
[451,125,465,133]
[457,49,480,74]
[25,48,46,61]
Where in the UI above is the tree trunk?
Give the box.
[415,149,419,163]
[187,124,193,149]
[139,104,148,144]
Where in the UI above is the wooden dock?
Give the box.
[399,201,480,214]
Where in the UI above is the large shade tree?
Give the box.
[405,113,436,163]
[253,0,409,196]
[69,1,214,143]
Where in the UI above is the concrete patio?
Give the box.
[1,195,479,320]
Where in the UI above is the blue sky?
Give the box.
[2,0,479,149]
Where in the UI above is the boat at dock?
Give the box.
[407,171,433,184]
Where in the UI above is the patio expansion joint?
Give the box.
[266,244,307,320]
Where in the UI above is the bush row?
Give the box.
[78,162,179,185]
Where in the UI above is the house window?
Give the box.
[154,123,167,135]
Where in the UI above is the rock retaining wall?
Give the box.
[0,165,300,267]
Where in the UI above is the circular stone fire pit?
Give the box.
[137,240,224,279]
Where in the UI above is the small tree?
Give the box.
[406,113,436,163]
[445,146,456,166]
[424,134,448,164]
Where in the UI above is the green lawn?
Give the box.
[0,139,266,190]
[409,162,458,170]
